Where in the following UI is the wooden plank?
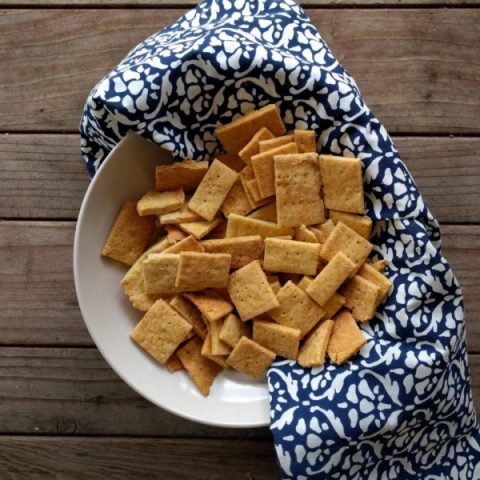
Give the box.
[0,9,478,133]
[0,346,478,437]
[2,135,479,222]
[0,436,277,478]
[0,222,478,349]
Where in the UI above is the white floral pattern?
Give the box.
[80,1,480,478]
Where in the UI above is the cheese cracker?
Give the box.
[297,319,333,368]
[329,210,372,239]
[238,127,274,164]
[155,160,208,192]
[219,313,250,348]
[226,214,293,239]
[176,252,231,290]
[169,295,208,340]
[258,134,294,153]
[253,320,301,360]
[183,290,233,322]
[293,129,316,153]
[137,189,185,216]
[340,276,380,322]
[201,235,263,269]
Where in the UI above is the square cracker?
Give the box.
[188,159,238,221]
[175,252,231,290]
[209,319,232,356]
[320,221,373,269]
[222,179,254,217]
[319,155,364,213]
[248,203,277,223]
[130,299,192,364]
[258,134,294,153]
[159,204,203,225]
[178,217,222,240]
[137,189,185,216]
[155,160,208,192]
[327,310,366,365]
[143,253,184,295]
[219,313,250,348]
[238,127,274,164]
[340,275,380,322]
[163,235,204,254]
[201,332,229,369]
[268,281,324,338]
[263,238,320,276]
[101,200,155,266]
[251,142,298,198]
[322,293,346,320]
[297,319,334,368]
[226,336,276,380]
[294,130,317,153]
[201,235,263,269]
[329,210,372,239]
[183,290,233,322]
[169,295,208,340]
[227,260,279,321]
[253,320,300,360]
[215,104,286,154]
[358,262,392,305]
[226,214,293,239]
[177,336,223,396]
[275,153,324,227]
[215,153,246,173]
[306,252,356,306]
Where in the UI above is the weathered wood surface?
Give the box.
[2,135,479,223]
[0,436,278,478]
[0,221,478,348]
[0,9,479,133]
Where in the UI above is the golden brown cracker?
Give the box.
[201,235,263,269]
[209,319,232,356]
[340,276,380,322]
[238,127,274,164]
[297,275,314,291]
[166,353,184,372]
[297,319,334,368]
[178,217,222,239]
[358,262,392,305]
[183,290,233,322]
[201,332,229,369]
[226,214,293,239]
[227,260,279,321]
[155,160,208,192]
[169,295,208,340]
[163,235,204,254]
[294,225,318,243]
[143,253,184,295]
[101,200,155,266]
[371,259,388,272]
[253,320,301,360]
[245,179,264,203]
[219,313,250,348]
[238,165,272,209]
[322,293,346,320]
[258,134,294,153]
[329,211,372,239]
[294,129,317,153]
[165,225,188,244]
[222,179,254,217]
[159,204,203,225]
[137,189,185,216]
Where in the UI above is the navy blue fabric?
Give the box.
[80,1,480,478]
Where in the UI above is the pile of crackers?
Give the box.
[101,104,392,396]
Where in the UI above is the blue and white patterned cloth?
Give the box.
[80,1,480,478]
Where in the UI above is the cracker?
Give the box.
[222,179,254,217]
[275,153,324,227]
[248,203,277,222]
[226,336,276,380]
[175,252,231,290]
[322,293,346,320]
[159,204,202,225]
[215,153,246,173]
[371,259,388,272]
[227,260,279,321]
[294,225,318,243]
[245,179,264,203]
[329,211,372,239]
[215,104,286,154]
[358,262,392,305]
[210,319,232,356]
[201,332,229,369]
[163,235,204,254]
[165,225,188,244]
[169,295,208,340]
[293,129,317,153]
[219,313,250,348]
[226,214,293,239]
[306,252,356,306]
[238,127,274,164]
[297,275,313,291]
[178,217,222,239]
[143,253,188,295]
[319,155,364,213]
[258,134,294,153]
[188,159,238,221]
[320,221,373,270]
[201,235,263,269]
[320,219,335,239]
[251,142,298,198]
[340,276,380,322]
[327,310,366,365]
[101,200,155,266]
[268,281,324,338]
[263,238,320,276]
[253,320,301,360]
[130,299,192,364]
[177,336,223,396]
[183,291,233,322]
[238,165,272,209]
[297,319,334,368]
[137,189,185,216]
[166,352,184,372]
[155,160,208,192]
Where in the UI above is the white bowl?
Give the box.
[73,133,269,428]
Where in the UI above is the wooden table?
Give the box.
[0,1,479,477]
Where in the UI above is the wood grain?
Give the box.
[0,9,478,133]
[0,436,277,478]
[0,222,478,349]
[2,135,479,222]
